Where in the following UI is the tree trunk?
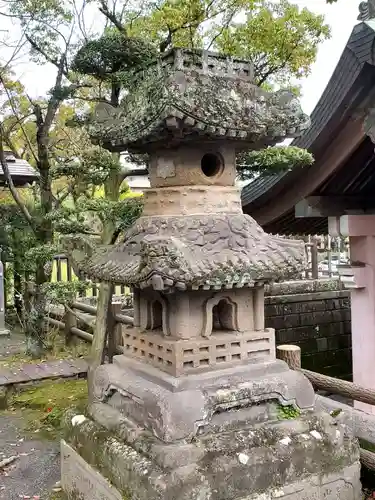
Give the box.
[25,263,48,358]
[89,85,124,383]
[13,252,22,318]
[23,115,54,356]
[88,155,122,386]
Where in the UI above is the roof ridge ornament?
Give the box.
[358,0,375,21]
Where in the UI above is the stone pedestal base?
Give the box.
[62,408,362,500]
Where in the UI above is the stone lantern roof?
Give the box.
[67,48,310,291]
[89,48,310,153]
[69,214,304,290]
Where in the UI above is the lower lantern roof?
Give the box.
[66,213,305,290]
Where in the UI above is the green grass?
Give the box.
[49,492,67,500]
[3,378,88,440]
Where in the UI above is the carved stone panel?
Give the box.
[156,157,176,179]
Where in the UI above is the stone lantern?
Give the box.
[62,49,361,500]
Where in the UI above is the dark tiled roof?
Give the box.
[241,173,287,207]
[1,151,38,186]
[241,21,375,233]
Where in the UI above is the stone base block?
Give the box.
[92,357,316,442]
[61,440,122,500]
[62,409,362,500]
[0,328,10,337]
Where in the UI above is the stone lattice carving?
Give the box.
[119,328,274,376]
[68,214,304,290]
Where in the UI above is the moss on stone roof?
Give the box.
[89,49,310,153]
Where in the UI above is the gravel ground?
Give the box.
[0,414,60,500]
[0,332,26,360]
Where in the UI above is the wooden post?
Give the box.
[64,305,77,345]
[311,238,318,279]
[22,271,31,326]
[360,448,375,472]
[303,236,309,279]
[13,254,22,317]
[66,258,72,282]
[107,301,122,362]
[88,282,114,400]
[276,345,301,370]
[56,257,62,282]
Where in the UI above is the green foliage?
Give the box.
[277,404,301,420]
[51,147,122,187]
[236,146,314,180]
[8,0,74,64]
[213,0,330,87]
[125,0,250,50]
[42,281,91,305]
[78,195,143,232]
[72,33,157,82]
[25,243,60,268]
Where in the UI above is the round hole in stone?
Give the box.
[201,153,223,177]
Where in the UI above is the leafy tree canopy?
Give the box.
[72,34,157,81]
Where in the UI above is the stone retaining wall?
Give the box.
[265,279,351,380]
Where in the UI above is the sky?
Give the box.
[294,0,359,115]
[1,0,362,117]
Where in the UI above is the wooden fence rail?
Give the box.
[277,344,375,472]
[276,345,375,408]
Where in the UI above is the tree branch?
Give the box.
[0,125,35,229]
[42,54,66,137]
[25,35,65,74]
[98,0,127,33]
[54,184,76,208]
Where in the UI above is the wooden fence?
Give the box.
[277,345,375,472]
[4,254,131,308]
[51,255,130,298]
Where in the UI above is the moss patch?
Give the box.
[3,379,88,440]
[277,404,301,420]
[49,491,68,500]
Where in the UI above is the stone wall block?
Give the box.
[266,279,352,379]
